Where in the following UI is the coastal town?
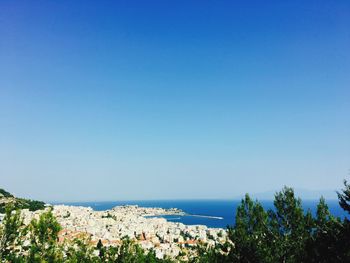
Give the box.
[20,204,227,259]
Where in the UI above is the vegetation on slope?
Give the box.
[0,189,45,213]
[0,189,13,198]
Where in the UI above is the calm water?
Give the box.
[53,199,347,228]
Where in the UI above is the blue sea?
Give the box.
[53,200,347,229]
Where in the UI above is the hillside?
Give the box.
[0,188,45,213]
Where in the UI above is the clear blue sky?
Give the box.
[0,0,349,201]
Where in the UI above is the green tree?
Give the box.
[268,187,312,263]
[337,180,350,215]
[0,206,25,261]
[113,238,173,263]
[28,209,63,262]
[65,238,99,263]
[227,194,270,263]
[189,243,228,263]
[333,180,350,261]
[305,197,345,262]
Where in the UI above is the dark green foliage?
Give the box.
[0,188,45,213]
[305,197,345,262]
[65,238,99,263]
[19,198,46,211]
[267,187,312,262]
[225,184,350,263]
[227,194,271,262]
[0,206,25,260]
[337,180,350,215]
[80,237,173,263]
[0,189,13,198]
[189,243,228,263]
[102,212,116,220]
[113,237,170,263]
[28,209,63,262]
